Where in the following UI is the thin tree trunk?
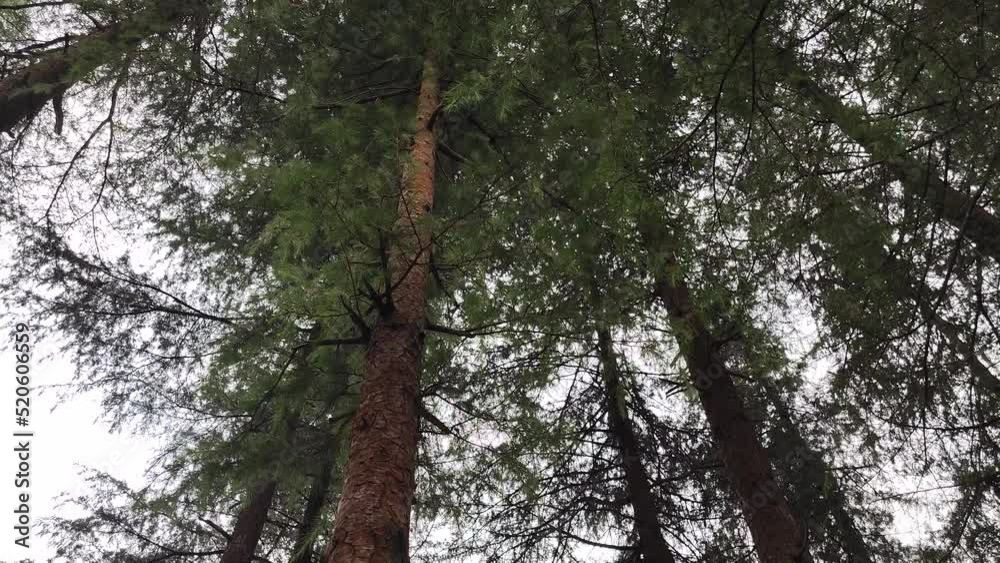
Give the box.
[220,413,294,563]
[0,1,197,134]
[291,453,339,563]
[777,51,1000,263]
[219,410,295,563]
[761,383,875,563]
[652,255,807,563]
[322,55,440,563]
[596,329,676,563]
[222,324,343,563]
[220,479,279,563]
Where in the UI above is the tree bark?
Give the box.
[291,453,338,563]
[219,408,295,563]
[322,55,440,563]
[220,479,279,563]
[596,329,676,563]
[220,413,294,563]
[652,257,807,563]
[777,51,1000,264]
[0,51,73,134]
[0,0,199,134]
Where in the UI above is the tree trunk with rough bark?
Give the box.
[652,255,807,563]
[322,55,440,563]
[220,412,294,563]
[596,329,676,563]
[220,479,279,563]
[221,323,342,563]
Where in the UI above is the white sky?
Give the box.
[0,6,160,557]
[0,239,155,561]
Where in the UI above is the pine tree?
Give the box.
[597,328,676,563]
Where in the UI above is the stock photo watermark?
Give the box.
[10,322,33,551]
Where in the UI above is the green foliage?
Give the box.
[7,0,1000,562]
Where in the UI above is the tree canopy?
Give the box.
[3,0,1000,562]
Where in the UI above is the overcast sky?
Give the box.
[0,237,155,561]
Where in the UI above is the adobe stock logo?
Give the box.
[10,323,34,552]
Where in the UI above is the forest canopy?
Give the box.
[2,0,999,562]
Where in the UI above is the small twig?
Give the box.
[339,295,371,340]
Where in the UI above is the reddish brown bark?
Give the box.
[220,479,279,563]
[596,329,676,563]
[653,261,807,563]
[322,56,440,563]
[0,1,199,134]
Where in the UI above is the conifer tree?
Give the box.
[321,53,440,563]
[7,1,1000,562]
[596,328,676,563]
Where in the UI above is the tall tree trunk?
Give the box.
[222,324,343,563]
[322,55,440,563]
[220,479,279,563]
[651,255,807,563]
[761,383,875,563]
[596,329,676,563]
[0,0,198,134]
[776,51,1000,264]
[220,412,295,563]
[291,452,339,563]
